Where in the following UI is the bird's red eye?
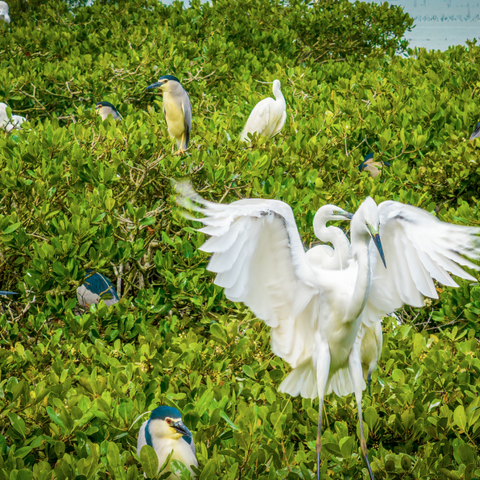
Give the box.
[166,418,172,424]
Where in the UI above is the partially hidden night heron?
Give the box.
[0,2,10,23]
[358,153,391,179]
[95,101,121,121]
[0,103,25,131]
[240,79,286,142]
[76,271,119,308]
[470,121,480,140]
[146,75,192,155]
[137,406,197,478]
[177,182,480,480]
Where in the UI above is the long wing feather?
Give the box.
[367,201,480,318]
[176,182,322,367]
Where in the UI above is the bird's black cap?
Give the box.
[158,75,180,83]
[96,101,118,110]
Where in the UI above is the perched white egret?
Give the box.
[0,103,25,132]
[0,2,10,24]
[240,79,286,142]
[177,183,480,479]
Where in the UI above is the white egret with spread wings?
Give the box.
[177,182,480,480]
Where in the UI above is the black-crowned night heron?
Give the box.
[76,271,119,308]
[0,103,25,131]
[95,101,121,121]
[470,121,480,140]
[146,75,192,155]
[137,406,197,478]
[358,153,391,178]
[0,2,10,23]
[240,79,286,142]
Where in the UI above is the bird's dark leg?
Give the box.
[316,401,323,480]
[349,351,375,480]
[314,338,331,480]
[367,371,372,396]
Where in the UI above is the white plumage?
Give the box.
[0,103,25,132]
[177,183,480,480]
[307,206,383,392]
[0,2,10,24]
[240,79,286,142]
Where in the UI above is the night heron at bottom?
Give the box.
[95,101,121,121]
[0,103,25,131]
[76,271,119,308]
[0,2,10,23]
[240,79,286,142]
[177,182,480,480]
[146,75,192,155]
[137,406,197,478]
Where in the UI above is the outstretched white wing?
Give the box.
[360,201,480,331]
[176,183,323,367]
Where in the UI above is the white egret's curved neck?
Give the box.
[313,212,351,269]
[272,81,284,103]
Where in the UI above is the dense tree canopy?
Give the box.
[1,0,480,479]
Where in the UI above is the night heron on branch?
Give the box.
[240,79,286,142]
[137,406,197,478]
[177,182,480,480]
[0,103,25,131]
[95,101,121,121]
[77,271,119,308]
[146,75,192,155]
[470,121,480,140]
[0,2,10,23]
[358,153,391,179]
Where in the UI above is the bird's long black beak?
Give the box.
[172,420,192,438]
[373,233,386,268]
[146,82,162,90]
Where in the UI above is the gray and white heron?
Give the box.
[240,79,286,142]
[77,271,119,309]
[0,103,25,131]
[177,182,480,480]
[358,153,391,179]
[147,75,192,155]
[470,121,480,140]
[137,406,197,478]
[95,101,121,121]
[0,2,10,23]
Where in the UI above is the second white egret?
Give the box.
[240,79,286,142]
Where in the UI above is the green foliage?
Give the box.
[0,0,480,478]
